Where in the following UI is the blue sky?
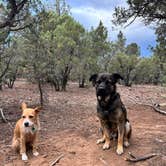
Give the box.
[46,0,156,56]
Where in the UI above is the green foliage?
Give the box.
[116,31,126,54]
[108,53,139,86]
[126,43,140,56]
[0,1,166,95]
[135,56,164,85]
[113,0,166,26]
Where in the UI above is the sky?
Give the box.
[46,0,157,56]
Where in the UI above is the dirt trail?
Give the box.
[0,81,166,166]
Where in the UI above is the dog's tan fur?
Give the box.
[12,103,41,160]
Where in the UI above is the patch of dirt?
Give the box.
[0,80,166,166]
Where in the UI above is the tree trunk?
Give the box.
[7,78,15,88]
[53,79,60,91]
[0,79,2,90]
[61,75,68,91]
[38,80,43,106]
[56,0,60,16]
[79,77,85,88]
[124,75,131,86]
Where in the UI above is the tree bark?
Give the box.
[38,80,43,106]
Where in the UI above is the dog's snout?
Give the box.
[98,82,106,90]
[97,85,106,96]
[98,87,105,93]
[24,122,29,127]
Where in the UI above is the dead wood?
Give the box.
[0,108,13,131]
[128,97,166,115]
[50,154,64,166]
[141,103,166,115]
[125,152,160,162]
[99,157,109,165]
[157,103,166,107]
[0,108,8,123]
[128,152,137,159]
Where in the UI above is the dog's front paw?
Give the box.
[116,147,123,155]
[102,142,110,150]
[22,153,28,161]
[97,138,105,144]
[124,141,130,147]
[33,151,39,156]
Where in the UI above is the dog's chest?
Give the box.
[97,107,121,123]
[23,127,37,140]
[24,127,35,134]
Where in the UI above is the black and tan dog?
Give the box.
[90,73,132,155]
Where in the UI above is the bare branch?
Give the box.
[50,154,64,166]
[0,108,13,131]
[137,103,166,115]
[9,24,30,31]
[124,14,138,28]
[0,108,8,123]
[125,152,161,162]
[99,157,109,166]
[0,54,14,79]
[0,0,28,29]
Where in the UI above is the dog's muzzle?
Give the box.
[24,122,29,127]
[97,86,107,96]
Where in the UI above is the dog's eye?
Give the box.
[29,115,34,119]
[22,116,25,119]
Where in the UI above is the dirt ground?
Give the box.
[0,80,166,166]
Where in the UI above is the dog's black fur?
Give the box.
[90,73,132,155]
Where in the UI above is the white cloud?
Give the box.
[71,6,156,56]
[71,6,113,28]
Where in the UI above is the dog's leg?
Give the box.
[20,135,28,160]
[97,120,106,144]
[32,134,39,156]
[97,132,105,144]
[102,127,111,150]
[101,122,111,150]
[12,137,20,152]
[117,122,125,155]
[124,121,131,147]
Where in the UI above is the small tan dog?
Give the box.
[12,102,41,160]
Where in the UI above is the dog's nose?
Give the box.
[97,87,106,96]
[24,122,29,127]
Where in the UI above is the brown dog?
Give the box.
[90,73,132,155]
[12,103,41,160]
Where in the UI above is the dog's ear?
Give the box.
[21,102,27,110]
[34,106,42,114]
[111,73,123,84]
[89,74,98,86]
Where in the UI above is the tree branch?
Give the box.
[0,54,14,79]
[125,152,161,162]
[0,0,28,29]
[50,154,64,166]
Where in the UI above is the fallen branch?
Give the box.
[50,154,64,166]
[141,103,166,115]
[125,152,160,162]
[128,97,166,115]
[99,157,108,166]
[128,152,137,159]
[0,108,8,123]
[0,108,13,131]
[161,94,166,98]
[158,103,166,107]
